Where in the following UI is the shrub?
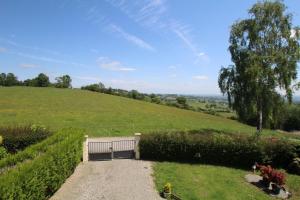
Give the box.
[0,125,51,153]
[257,164,286,186]
[139,131,298,169]
[288,158,300,175]
[0,128,84,199]
[0,128,70,173]
[163,182,172,193]
[0,147,7,160]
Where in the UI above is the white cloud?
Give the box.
[90,49,99,54]
[0,47,7,52]
[193,75,208,80]
[169,73,177,78]
[106,1,207,61]
[168,65,177,69]
[0,38,63,56]
[97,57,136,71]
[109,24,155,51]
[73,76,102,82]
[9,51,90,69]
[20,63,38,68]
[172,22,209,63]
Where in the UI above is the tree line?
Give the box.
[80,82,189,109]
[0,73,72,88]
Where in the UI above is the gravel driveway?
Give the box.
[50,160,163,200]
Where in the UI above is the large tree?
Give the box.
[5,73,19,86]
[35,73,50,87]
[218,1,300,132]
[55,75,72,88]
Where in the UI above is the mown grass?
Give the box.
[0,87,264,137]
[154,162,300,200]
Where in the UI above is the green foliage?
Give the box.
[0,129,72,172]
[281,104,300,131]
[35,73,50,87]
[218,0,300,132]
[0,125,51,153]
[288,157,300,175]
[140,131,298,169]
[81,82,106,92]
[0,147,8,160]
[0,128,84,199]
[0,73,19,86]
[176,96,187,105]
[55,75,72,88]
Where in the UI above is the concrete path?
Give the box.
[51,160,163,200]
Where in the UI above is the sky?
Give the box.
[0,0,300,95]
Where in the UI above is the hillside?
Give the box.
[0,87,261,136]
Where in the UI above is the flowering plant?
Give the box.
[163,183,172,193]
[256,164,285,186]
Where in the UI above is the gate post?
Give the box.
[83,135,89,162]
[134,133,141,160]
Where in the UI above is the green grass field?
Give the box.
[154,162,300,200]
[0,87,260,137]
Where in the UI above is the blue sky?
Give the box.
[0,0,300,95]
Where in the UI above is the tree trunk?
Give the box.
[257,100,263,132]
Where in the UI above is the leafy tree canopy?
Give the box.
[218,0,300,131]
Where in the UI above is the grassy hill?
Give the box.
[0,87,260,137]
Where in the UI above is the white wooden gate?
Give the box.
[88,140,135,160]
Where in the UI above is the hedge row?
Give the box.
[0,128,84,200]
[139,131,299,169]
[0,125,52,153]
[0,128,71,172]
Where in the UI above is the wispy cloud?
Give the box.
[106,0,207,61]
[168,65,177,69]
[90,49,99,54]
[171,22,209,63]
[73,76,102,82]
[0,47,7,53]
[193,75,208,80]
[109,24,155,51]
[8,51,90,69]
[169,73,177,78]
[20,63,38,68]
[0,38,63,56]
[97,57,136,71]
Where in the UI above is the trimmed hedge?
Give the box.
[0,125,51,153]
[0,128,71,173]
[0,128,84,200]
[139,131,298,169]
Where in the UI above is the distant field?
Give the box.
[0,87,262,137]
[154,162,300,200]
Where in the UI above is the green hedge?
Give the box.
[139,131,298,169]
[0,128,71,173]
[0,128,84,200]
[0,125,52,153]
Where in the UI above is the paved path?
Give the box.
[51,160,163,200]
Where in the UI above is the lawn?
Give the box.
[154,162,300,200]
[0,87,262,137]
